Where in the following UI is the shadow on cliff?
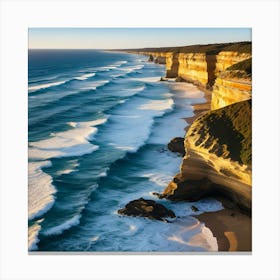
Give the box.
[206,54,217,88]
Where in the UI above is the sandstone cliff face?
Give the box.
[142,51,251,91]
[176,53,209,86]
[135,47,252,211]
[163,100,252,212]
[215,52,251,74]
[211,71,252,110]
[139,51,170,65]
[211,57,252,110]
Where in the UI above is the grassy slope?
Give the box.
[121,41,252,54]
[188,99,252,166]
[227,57,252,75]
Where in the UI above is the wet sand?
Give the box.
[197,207,252,251]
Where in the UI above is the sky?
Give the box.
[29,28,251,49]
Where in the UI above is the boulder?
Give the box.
[118,198,175,221]
[167,137,185,156]
[191,205,199,212]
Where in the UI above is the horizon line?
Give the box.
[28,40,252,51]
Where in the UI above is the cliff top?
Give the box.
[227,57,252,75]
[121,41,252,54]
[188,99,252,166]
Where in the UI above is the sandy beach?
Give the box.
[184,85,212,128]
[197,206,252,251]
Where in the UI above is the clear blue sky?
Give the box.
[29,28,251,49]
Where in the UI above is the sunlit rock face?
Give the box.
[211,72,251,110]
[163,100,252,212]
[211,54,252,110]
[135,47,252,212]
[215,51,251,74]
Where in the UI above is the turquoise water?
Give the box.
[28,50,222,252]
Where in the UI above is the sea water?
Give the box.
[28,49,223,252]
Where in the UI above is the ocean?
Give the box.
[28,49,223,252]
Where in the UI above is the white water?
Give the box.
[74,73,96,80]
[28,161,56,220]
[29,118,107,160]
[28,219,44,250]
[28,80,67,92]
[43,214,82,236]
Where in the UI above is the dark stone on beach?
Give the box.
[118,198,175,221]
[191,205,199,212]
[160,77,168,81]
[167,137,185,156]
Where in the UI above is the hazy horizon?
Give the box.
[29,28,251,49]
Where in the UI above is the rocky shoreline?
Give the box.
[120,42,252,251]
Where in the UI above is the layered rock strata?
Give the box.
[211,58,252,110]
[141,49,251,90]
[163,100,252,212]
[127,42,252,212]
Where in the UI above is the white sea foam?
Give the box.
[56,159,80,175]
[191,198,224,214]
[142,173,173,187]
[28,161,56,220]
[132,76,161,83]
[168,81,205,99]
[43,214,81,236]
[103,96,175,153]
[28,80,67,92]
[187,224,218,251]
[90,235,100,242]
[166,217,217,251]
[121,64,144,73]
[28,219,44,251]
[78,80,110,91]
[74,73,96,80]
[139,99,174,111]
[113,60,128,67]
[29,118,107,160]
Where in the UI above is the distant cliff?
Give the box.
[127,42,251,89]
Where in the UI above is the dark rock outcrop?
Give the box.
[148,54,154,62]
[167,137,185,156]
[118,198,175,221]
[191,205,199,212]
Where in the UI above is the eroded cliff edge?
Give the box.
[164,100,252,212]
[125,42,252,212]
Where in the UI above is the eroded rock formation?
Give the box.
[163,100,252,212]
[118,198,176,221]
[127,42,252,212]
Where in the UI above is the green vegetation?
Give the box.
[123,41,252,54]
[227,58,252,75]
[191,100,252,165]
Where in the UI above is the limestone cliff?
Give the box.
[125,42,252,211]
[211,58,252,110]
[163,100,252,212]
[139,49,251,91]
